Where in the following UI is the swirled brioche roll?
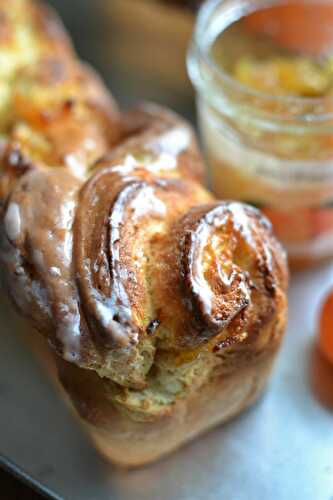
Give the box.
[0,0,288,466]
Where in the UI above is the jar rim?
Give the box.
[188,0,333,125]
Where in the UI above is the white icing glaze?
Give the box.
[189,205,254,321]
[108,188,135,327]
[112,154,138,175]
[57,308,81,362]
[58,199,76,230]
[148,126,191,156]
[147,152,177,172]
[228,203,256,249]
[95,301,130,345]
[49,266,61,277]
[33,249,45,272]
[130,185,166,218]
[190,222,215,316]
[57,200,76,266]
[23,170,82,361]
[4,203,21,241]
[62,231,73,267]
[84,138,96,151]
[111,150,178,178]
[87,182,167,346]
[65,154,86,180]
[30,280,52,318]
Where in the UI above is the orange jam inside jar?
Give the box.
[188,0,333,269]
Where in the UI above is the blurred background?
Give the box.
[47,0,200,120]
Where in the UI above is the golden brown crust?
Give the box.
[55,347,277,467]
[0,0,288,465]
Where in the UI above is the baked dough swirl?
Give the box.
[0,0,288,466]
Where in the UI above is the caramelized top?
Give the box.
[0,0,288,390]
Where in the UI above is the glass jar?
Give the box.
[187,0,333,269]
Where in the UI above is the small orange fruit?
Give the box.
[319,290,333,365]
[245,4,333,56]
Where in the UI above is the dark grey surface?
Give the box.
[1,265,333,500]
[0,455,61,499]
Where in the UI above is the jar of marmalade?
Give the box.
[188,0,333,269]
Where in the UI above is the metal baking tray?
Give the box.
[1,1,333,498]
[1,264,333,500]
